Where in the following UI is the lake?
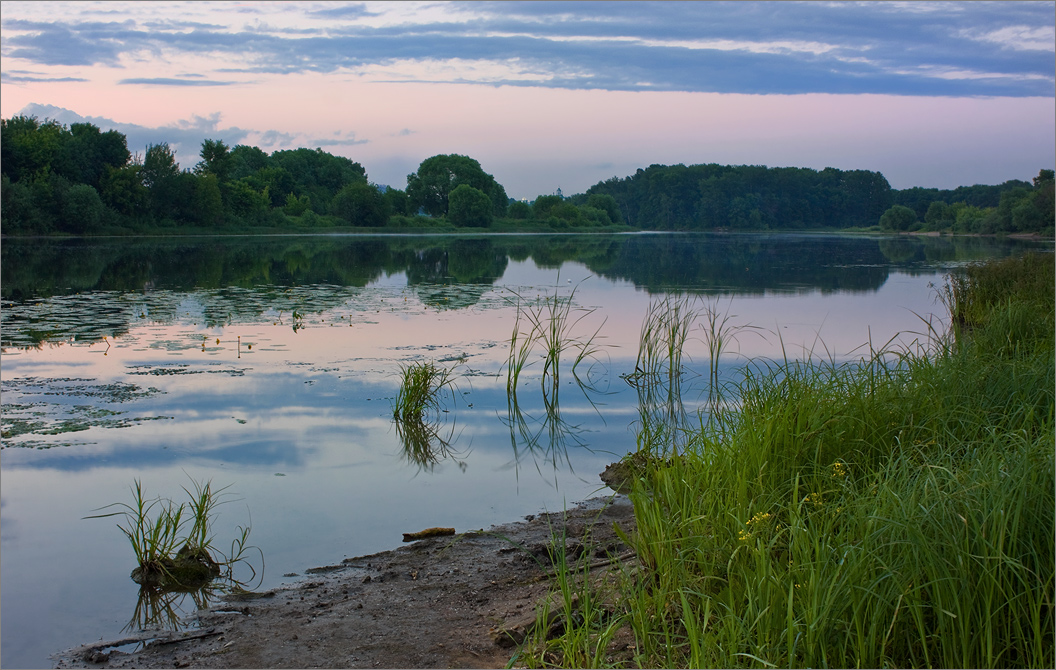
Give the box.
[1,232,1050,668]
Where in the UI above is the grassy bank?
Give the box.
[521,252,1054,668]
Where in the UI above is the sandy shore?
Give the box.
[54,494,636,669]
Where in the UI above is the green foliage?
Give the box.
[586,193,622,224]
[283,192,311,216]
[86,477,260,591]
[382,186,410,215]
[331,182,390,226]
[508,200,532,219]
[531,194,563,220]
[588,163,893,230]
[525,253,1055,669]
[392,360,458,424]
[60,184,107,233]
[195,139,232,183]
[2,111,1047,237]
[99,163,148,217]
[406,153,506,217]
[56,123,131,190]
[192,173,224,227]
[447,184,493,227]
[879,203,918,231]
[1,115,65,182]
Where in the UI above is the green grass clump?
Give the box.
[522,252,1054,668]
[87,477,260,592]
[392,359,458,423]
[391,359,469,471]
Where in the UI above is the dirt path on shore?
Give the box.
[54,495,636,669]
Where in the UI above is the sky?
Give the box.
[1,0,1053,200]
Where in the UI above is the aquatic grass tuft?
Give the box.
[87,476,262,593]
[505,282,607,411]
[391,358,467,472]
[391,359,459,423]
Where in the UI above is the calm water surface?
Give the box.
[1,232,1049,668]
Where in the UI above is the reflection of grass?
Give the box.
[501,283,608,483]
[503,389,592,488]
[392,358,466,472]
[622,295,763,456]
[395,414,468,473]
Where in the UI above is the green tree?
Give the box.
[55,123,130,190]
[879,204,917,231]
[195,139,232,183]
[99,163,148,218]
[924,201,952,229]
[270,148,366,213]
[59,184,107,233]
[331,182,390,227]
[507,201,531,219]
[228,144,270,180]
[531,194,563,220]
[383,186,410,216]
[284,192,311,217]
[193,173,224,226]
[141,143,182,219]
[448,184,493,227]
[1,115,64,183]
[0,174,41,233]
[586,193,622,224]
[406,154,505,217]
[225,178,269,220]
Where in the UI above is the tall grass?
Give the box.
[392,359,458,423]
[522,252,1054,668]
[500,284,609,482]
[87,476,262,592]
[503,284,607,412]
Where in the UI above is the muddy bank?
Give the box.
[54,495,635,669]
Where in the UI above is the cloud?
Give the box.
[258,129,299,148]
[1,2,1053,96]
[14,103,371,163]
[1,72,88,83]
[305,3,378,20]
[118,77,241,86]
[307,135,369,147]
[961,25,1056,52]
[16,103,252,166]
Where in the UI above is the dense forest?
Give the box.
[1,114,1052,236]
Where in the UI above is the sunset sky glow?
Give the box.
[1,0,1053,199]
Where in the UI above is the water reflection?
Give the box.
[128,580,224,633]
[4,233,1046,349]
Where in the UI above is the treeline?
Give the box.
[880,171,1054,235]
[582,162,1054,235]
[583,163,894,230]
[1,114,1051,236]
[0,115,624,235]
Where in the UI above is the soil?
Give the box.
[53,494,637,669]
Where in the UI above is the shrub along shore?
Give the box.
[520,252,1054,668]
